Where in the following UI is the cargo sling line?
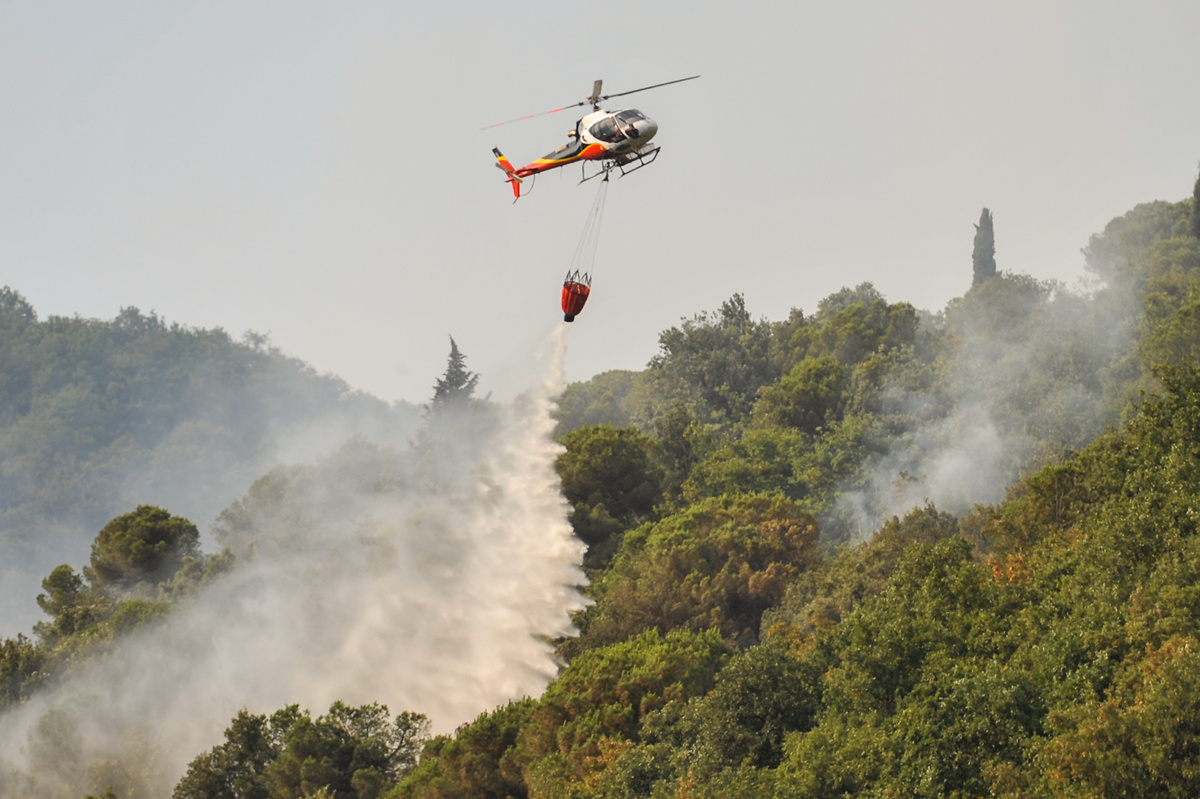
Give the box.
[567,173,609,283]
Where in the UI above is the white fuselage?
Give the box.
[576,108,659,155]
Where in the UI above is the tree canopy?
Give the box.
[10,181,1200,798]
[972,207,997,285]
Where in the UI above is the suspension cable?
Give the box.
[568,173,609,280]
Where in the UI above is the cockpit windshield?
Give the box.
[588,116,624,143]
[615,110,647,124]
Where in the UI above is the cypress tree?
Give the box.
[972,208,997,287]
[1191,165,1200,239]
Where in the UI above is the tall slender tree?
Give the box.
[429,336,478,411]
[1191,164,1200,239]
[972,208,997,286]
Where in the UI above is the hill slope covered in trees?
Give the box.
[388,193,1200,797]
[2,188,1200,797]
[0,293,421,633]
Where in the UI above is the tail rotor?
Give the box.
[492,148,524,200]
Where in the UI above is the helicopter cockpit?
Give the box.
[587,109,658,147]
[588,116,625,143]
[615,109,648,137]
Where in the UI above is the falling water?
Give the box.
[0,326,586,797]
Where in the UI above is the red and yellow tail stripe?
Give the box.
[492,148,524,198]
[493,144,608,199]
[521,143,606,174]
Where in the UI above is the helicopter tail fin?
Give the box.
[492,148,523,199]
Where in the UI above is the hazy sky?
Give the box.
[3,1,1198,403]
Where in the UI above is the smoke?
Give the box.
[0,326,586,798]
[832,276,1135,539]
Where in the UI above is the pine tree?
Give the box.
[972,208,997,287]
[429,336,478,411]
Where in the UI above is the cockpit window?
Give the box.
[588,116,625,143]
[615,110,646,124]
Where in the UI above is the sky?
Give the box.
[3,1,1199,404]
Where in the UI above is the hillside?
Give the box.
[1,190,1199,797]
[0,294,421,633]
[390,194,1200,797]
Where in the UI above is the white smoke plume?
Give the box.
[0,326,586,797]
[832,277,1135,539]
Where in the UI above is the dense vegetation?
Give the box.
[2,186,1199,797]
[379,193,1200,797]
[0,295,420,632]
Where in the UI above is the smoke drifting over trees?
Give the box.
[0,329,585,797]
[4,184,1200,797]
[0,294,422,634]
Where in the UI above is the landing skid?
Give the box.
[580,146,661,183]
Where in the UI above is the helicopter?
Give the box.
[487,75,699,200]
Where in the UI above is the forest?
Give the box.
[0,302,421,633]
[3,180,1200,798]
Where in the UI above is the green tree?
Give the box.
[33,564,104,641]
[628,294,774,430]
[86,505,200,590]
[175,703,428,799]
[517,629,731,795]
[763,503,960,636]
[1082,199,1192,282]
[0,633,44,706]
[651,403,708,510]
[972,207,997,286]
[36,564,86,620]
[813,283,887,321]
[679,635,823,774]
[428,336,478,411]
[769,285,922,374]
[555,424,664,567]
[0,296,421,634]
[578,493,821,649]
[418,337,494,467]
[1192,164,1200,239]
[553,369,635,434]
[0,287,37,428]
[397,700,535,799]
[682,427,809,503]
[173,708,296,799]
[753,356,850,434]
[1039,636,1200,797]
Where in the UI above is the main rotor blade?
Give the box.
[480,75,699,131]
[598,74,700,102]
[480,100,590,131]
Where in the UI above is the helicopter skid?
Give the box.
[580,146,661,183]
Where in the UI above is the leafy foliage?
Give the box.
[396,699,534,799]
[173,702,429,799]
[16,185,1200,797]
[1082,199,1193,282]
[753,356,849,434]
[626,294,774,430]
[398,630,729,799]
[575,494,820,650]
[554,370,636,433]
[555,425,664,567]
[85,505,200,589]
[0,291,419,632]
